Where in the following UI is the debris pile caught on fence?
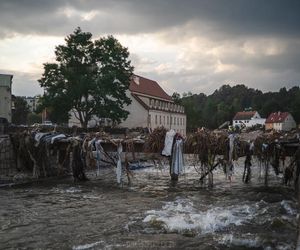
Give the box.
[4,126,300,189]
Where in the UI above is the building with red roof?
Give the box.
[69,75,186,135]
[232,110,265,128]
[265,112,296,131]
[120,75,186,135]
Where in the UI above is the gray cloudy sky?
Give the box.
[0,0,299,96]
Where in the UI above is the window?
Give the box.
[170,117,172,125]
[177,117,179,125]
[155,115,157,125]
[159,115,161,124]
[163,116,165,125]
[167,116,169,125]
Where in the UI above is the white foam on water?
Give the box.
[82,195,100,199]
[143,198,255,234]
[72,241,103,250]
[219,233,261,248]
[65,187,82,193]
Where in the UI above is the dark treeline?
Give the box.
[174,85,300,131]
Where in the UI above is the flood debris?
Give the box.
[4,126,300,189]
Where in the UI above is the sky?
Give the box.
[0,0,299,97]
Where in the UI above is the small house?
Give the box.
[265,112,296,131]
[232,111,265,128]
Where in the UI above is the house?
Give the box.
[265,112,296,131]
[69,75,187,135]
[232,111,265,128]
[0,74,13,122]
[120,75,186,135]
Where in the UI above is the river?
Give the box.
[0,157,298,249]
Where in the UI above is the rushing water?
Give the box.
[0,158,298,249]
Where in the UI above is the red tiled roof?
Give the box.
[233,111,256,120]
[129,75,172,101]
[266,112,289,123]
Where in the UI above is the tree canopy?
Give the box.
[12,96,29,125]
[38,27,133,128]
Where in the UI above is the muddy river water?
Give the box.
[0,158,298,249]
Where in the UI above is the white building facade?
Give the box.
[119,75,186,135]
[233,111,265,128]
[23,96,40,112]
[0,74,13,122]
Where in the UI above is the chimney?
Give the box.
[133,75,140,85]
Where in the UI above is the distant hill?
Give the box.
[176,85,300,130]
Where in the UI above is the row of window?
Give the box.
[152,114,185,126]
[149,99,184,113]
[234,120,249,124]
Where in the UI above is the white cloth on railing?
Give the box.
[51,134,66,144]
[116,142,123,184]
[171,138,184,175]
[228,133,235,162]
[162,129,176,156]
[95,139,103,176]
[34,132,49,146]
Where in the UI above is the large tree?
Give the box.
[12,96,29,125]
[39,27,133,128]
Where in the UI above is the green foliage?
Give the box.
[27,113,42,125]
[12,97,29,125]
[172,92,181,104]
[181,93,206,130]
[181,84,300,130]
[39,27,133,128]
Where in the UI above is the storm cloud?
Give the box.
[0,0,299,95]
